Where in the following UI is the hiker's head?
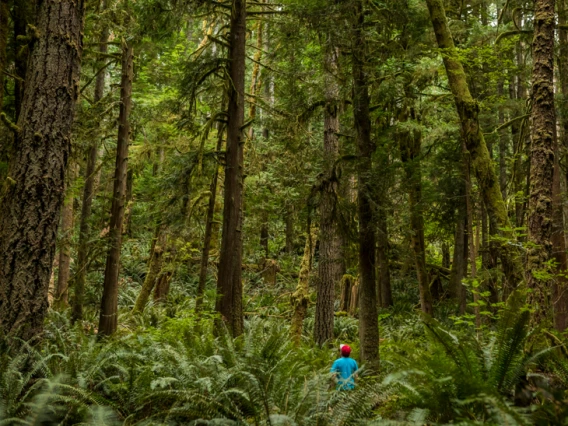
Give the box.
[340,344,351,357]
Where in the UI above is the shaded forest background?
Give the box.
[1,0,568,424]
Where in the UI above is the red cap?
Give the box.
[340,344,351,356]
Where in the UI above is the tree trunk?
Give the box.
[73,20,108,322]
[377,211,392,308]
[449,187,467,309]
[314,35,342,347]
[424,0,523,288]
[55,163,78,309]
[98,43,133,336]
[526,0,555,321]
[154,270,173,303]
[215,0,246,337]
[353,0,378,365]
[398,116,433,315]
[0,0,85,342]
[132,228,165,314]
[285,203,295,253]
[196,124,225,313]
[340,274,355,312]
[290,228,317,345]
[464,156,480,327]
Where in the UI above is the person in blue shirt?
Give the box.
[330,344,358,390]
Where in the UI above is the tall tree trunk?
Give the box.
[526,0,555,321]
[377,211,392,308]
[215,0,246,337]
[464,156,480,327]
[291,228,317,345]
[73,20,108,322]
[352,0,378,365]
[424,0,523,289]
[398,116,433,315]
[449,187,467,311]
[196,123,225,313]
[55,163,77,308]
[0,0,85,342]
[314,36,342,346]
[98,43,133,336]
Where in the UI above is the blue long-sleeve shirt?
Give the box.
[330,357,358,390]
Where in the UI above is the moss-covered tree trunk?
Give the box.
[98,43,133,336]
[398,117,433,315]
[132,229,166,314]
[314,35,342,347]
[73,18,109,322]
[424,0,522,289]
[526,0,556,321]
[291,228,317,345]
[216,0,246,337]
[0,0,85,341]
[353,0,378,365]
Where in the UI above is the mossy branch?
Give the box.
[0,113,21,134]
[495,30,533,43]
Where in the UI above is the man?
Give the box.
[330,344,358,390]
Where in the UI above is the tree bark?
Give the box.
[291,228,317,345]
[73,19,108,322]
[0,0,85,341]
[398,115,433,315]
[526,0,555,321]
[285,203,295,253]
[377,211,392,308]
[195,124,225,313]
[215,0,246,337]
[352,0,378,365]
[424,0,523,289]
[314,35,342,347]
[449,186,467,310]
[55,163,77,309]
[98,43,133,336]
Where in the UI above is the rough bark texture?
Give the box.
[526,0,555,322]
[196,124,224,313]
[398,121,433,315]
[215,0,246,337]
[314,37,342,347]
[425,0,523,289]
[98,44,133,336]
[73,21,108,322]
[377,212,392,308]
[55,164,77,308]
[291,229,317,345]
[0,0,84,341]
[353,0,378,365]
[340,274,355,312]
